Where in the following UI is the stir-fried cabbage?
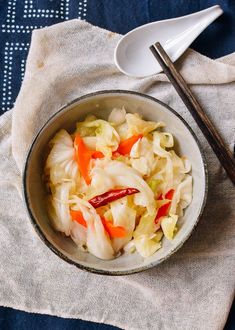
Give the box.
[69,196,114,259]
[47,181,73,236]
[111,109,164,140]
[83,136,97,150]
[110,197,136,252]
[133,214,161,257]
[91,160,156,214]
[45,130,79,186]
[161,215,178,240]
[130,137,157,176]
[76,118,120,157]
[44,107,193,260]
[70,221,87,250]
[126,113,164,137]
[170,175,192,216]
[108,107,126,126]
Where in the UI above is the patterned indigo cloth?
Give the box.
[0,1,234,330]
[1,0,235,114]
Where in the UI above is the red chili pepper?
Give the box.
[88,188,140,208]
[155,189,175,223]
[101,217,126,238]
[165,189,175,200]
[112,151,120,158]
[92,150,104,159]
[158,189,175,201]
[115,134,143,156]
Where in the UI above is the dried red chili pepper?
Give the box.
[88,188,140,208]
[155,189,175,223]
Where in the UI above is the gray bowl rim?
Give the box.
[23,89,208,276]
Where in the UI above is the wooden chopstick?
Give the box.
[150,42,235,185]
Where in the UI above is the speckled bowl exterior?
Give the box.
[23,90,208,275]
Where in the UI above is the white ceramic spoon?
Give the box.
[114,5,223,77]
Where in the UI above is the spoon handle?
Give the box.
[150,42,235,185]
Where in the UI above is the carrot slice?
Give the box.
[70,210,126,237]
[74,134,104,184]
[101,217,126,238]
[74,134,92,184]
[70,209,87,228]
[116,134,143,155]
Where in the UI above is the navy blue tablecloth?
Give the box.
[0,1,234,329]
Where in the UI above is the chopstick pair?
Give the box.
[150,42,235,185]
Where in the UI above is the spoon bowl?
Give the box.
[114,5,223,77]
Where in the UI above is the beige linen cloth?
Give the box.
[0,19,235,330]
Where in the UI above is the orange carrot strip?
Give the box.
[116,134,143,155]
[74,134,92,184]
[70,209,87,228]
[74,134,104,184]
[101,217,126,238]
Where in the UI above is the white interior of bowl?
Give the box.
[24,91,207,274]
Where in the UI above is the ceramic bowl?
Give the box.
[23,90,207,275]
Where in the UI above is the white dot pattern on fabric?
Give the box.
[23,0,69,20]
[2,0,88,33]
[2,42,29,111]
[0,0,88,112]
[78,0,87,20]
